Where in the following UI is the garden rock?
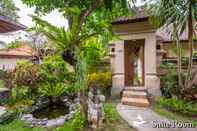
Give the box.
[21,114,33,121]
[62,96,68,103]
[69,103,79,112]
[21,104,76,128]
[29,97,50,113]
[0,88,10,99]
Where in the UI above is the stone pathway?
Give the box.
[117,104,196,131]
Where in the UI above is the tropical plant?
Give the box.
[150,0,197,91]
[81,38,106,72]
[160,64,179,98]
[40,55,74,84]
[39,83,66,98]
[12,60,41,98]
[22,0,132,65]
[39,55,75,100]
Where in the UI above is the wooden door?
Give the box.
[124,40,145,86]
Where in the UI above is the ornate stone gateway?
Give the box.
[109,11,161,107]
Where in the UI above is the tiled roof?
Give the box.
[156,24,197,42]
[112,6,149,24]
[0,45,33,58]
[0,16,26,33]
[112,7,197,42]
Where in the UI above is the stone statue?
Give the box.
[87,84,105,128]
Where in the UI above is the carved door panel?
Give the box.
[124,40,145,86]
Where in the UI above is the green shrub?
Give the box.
[81,38,105,72]
[104,103,119,123]
[71,111,86,130]
[0,70,13,88]
[157,97,197,116]
[39,83,66,98]
[40,55,74,83]
[12,55,75,100]
[160,64,180,98]
[0,86,31,106]
[12,60,42,98]
[88,71,112,96]
[39,55,76,98]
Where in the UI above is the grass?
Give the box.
[0,101,134,131]
[54,121,74,131]
[0,120,75,131]
[0,120,44,131]
[152,103,197,127]
[90,101,134,131]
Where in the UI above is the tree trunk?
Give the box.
[175,33,183,88]
[185,6,194,89]
[79,90,88,119]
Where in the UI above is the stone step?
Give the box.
[121,97,150,107]
[123,91,147,99]
[124,86,146,91]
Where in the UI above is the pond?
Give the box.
[33,104,69,119]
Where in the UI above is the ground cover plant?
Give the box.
[153,99,197,127]
[155,97,197,116]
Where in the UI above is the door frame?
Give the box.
[124,39,145,86]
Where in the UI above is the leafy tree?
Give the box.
[22,0,133,118]
[150,0,197,90]
[0,0,19,21]
[81,38,106,72]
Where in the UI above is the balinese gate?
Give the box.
[109,12,161,106]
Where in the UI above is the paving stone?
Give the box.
[116,104,196,131]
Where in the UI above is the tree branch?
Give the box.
[78,0,103,32]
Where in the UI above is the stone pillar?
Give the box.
[111,40,125,99]
[145,34,161,97]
